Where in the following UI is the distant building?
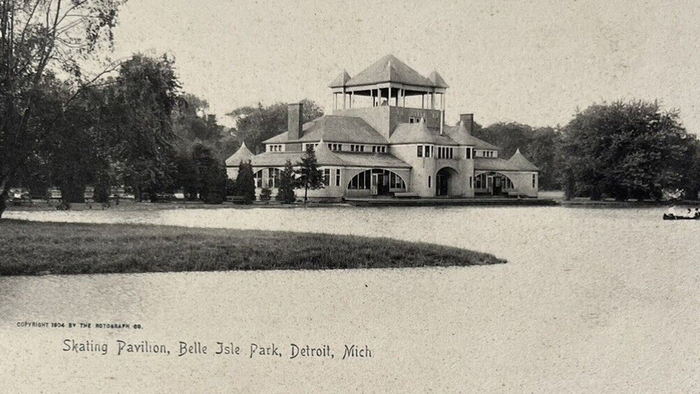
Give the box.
[226,54,539,199]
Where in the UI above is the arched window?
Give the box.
[347,169,406,190]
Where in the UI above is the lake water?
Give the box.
[1,206,698,392]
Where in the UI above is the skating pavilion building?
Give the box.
[226,55,539,199]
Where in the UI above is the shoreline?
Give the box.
[0,219,505,276]
[6,195,696,212]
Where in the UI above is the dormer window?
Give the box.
[408,116,420,124]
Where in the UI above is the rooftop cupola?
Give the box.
[329,54,448,111]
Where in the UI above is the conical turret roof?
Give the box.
[225,142,254,166]
[312,138,346,166]
[507,148,539,171]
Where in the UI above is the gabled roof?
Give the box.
[390,119,458,145]
[428,71,449,88]
[262,115,387,145]
[224,142,253,166]
[328,70,351,88]
[507,148,539,171]
[345,54,435,87]
[443,122,500,150]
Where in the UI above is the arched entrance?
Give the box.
[436,167,458,196]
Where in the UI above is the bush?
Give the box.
[259,187,271,201]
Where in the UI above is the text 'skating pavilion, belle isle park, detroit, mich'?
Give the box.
[225,54,540,200]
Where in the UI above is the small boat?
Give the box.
[663,213,700,220]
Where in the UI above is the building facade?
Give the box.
[226,55,539,199]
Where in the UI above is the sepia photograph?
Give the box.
[0,0,698,392]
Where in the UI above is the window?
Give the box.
[426,145,431,158]
[348,170,405,190]
[254,170,263,188]
[323,168,330,185]
[428,176,431,188]
[417,145,423,157]
[437,146,454,159]
[532,174,536,188]
[268,168,280,188]
[409,116,420,123]
[335,169,341,186]
[469,176,473,188]
[475,173,485,189]
[466,148,471,159]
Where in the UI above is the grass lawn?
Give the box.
[0,220,505,275]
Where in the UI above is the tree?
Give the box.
[107,54,180,202]
[234,160,255,204]
[275,160,296,203]
[561,100,696,200]
[295,145,324,203]
[227,99,323,153]
[0,0,125,217]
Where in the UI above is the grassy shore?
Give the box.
[0,220,505,275]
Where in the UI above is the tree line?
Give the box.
[472,100,699,200]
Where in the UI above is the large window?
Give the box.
[323,168,330,185]
[466,147,472,159]
[335,169,341,186]
[417,145,423,157]
[532,174,536,188]
[348,169,406,190]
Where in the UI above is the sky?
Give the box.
[111,0,700,132]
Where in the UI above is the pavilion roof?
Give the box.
[262,115,388,145]
[343,54,437,88]
[328,70,351,88]
[443,122,500,150]
[390,119,458,145]
[428,71,449,88]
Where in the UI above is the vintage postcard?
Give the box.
[0,0,698,392]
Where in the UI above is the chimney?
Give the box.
[460,113,474,133]
[288,103,303,140]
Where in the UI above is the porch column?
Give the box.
[342,88,346,109]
